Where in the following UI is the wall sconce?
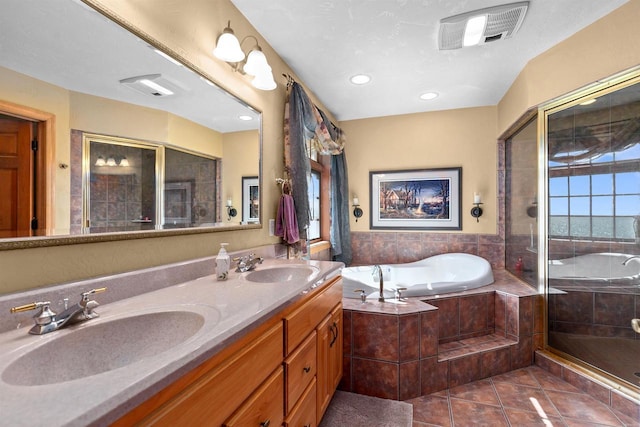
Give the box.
[226,199,237,221]
[471,192,483,222]
[213,21,277,91]
[352,197,363,222]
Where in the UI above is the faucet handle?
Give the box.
[395,287,407,300]
[81,287,107,302]
[10,301,52,313]
[353,289,367,303]
[10,301,56,326]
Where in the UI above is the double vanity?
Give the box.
[0,258,343,426]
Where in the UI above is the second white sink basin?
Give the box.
[245,265,320,283]
[2,309,210,386]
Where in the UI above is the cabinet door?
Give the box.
[316,303,343,423]
[328,304,343,392]
[224,367,284,427]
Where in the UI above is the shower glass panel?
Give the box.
[505,118,538,288]
[164,148,218,228]
[546,78,640,390]
[85,140,158,233]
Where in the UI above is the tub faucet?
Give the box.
[622,255,640,265]
[372,265,385,302]
[10,287,106,335]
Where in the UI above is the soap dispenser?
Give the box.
[216,243,230,281]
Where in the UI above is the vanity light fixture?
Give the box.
[352,197,363,222]
[95,156,106,167]
[350,74,371,85]
[106,157,117,167]
[213,21,277,91]
[471,192,483,222]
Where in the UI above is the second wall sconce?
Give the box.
[352,197,363,222]
[213,21,277,91]
[226,199,237,221]
[471,192,483,222]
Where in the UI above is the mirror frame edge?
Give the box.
[0,0,264,251]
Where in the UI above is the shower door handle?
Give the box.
[632,319,640,334]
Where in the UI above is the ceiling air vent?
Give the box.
[119,74,177,97]
[439,1,529,50]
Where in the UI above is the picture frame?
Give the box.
[242,176,259,223]
[370,167,462,230]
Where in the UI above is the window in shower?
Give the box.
[545,74,640,391]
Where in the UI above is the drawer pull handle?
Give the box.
[329,322,339,347]
[260,420,270,427]
[303,366,311,373]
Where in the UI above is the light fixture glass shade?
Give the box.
[243,48,269,76]
[95,156,106,166]
[106,157,117,167]
[251,66,277,91]
[119,157,130,167]
[213,28,245,62]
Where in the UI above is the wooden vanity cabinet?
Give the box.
[114,276,342,427]
[283,277,343,426]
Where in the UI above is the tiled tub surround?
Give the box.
[340,270,543,401]
[0,257,340,425]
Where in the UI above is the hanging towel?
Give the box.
[275,194,300,244]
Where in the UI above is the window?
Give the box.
[307,167,321,240]
[548,83,640,242]
[305,140,330,242]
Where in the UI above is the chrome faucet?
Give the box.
[622,255,640,265]
[234,254,264,272]
[10,287,106,335]
[372,265,385,302]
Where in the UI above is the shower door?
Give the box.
[544,75,640,391]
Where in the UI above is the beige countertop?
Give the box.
[0,258,343,426]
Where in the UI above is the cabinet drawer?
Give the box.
[285,377,317,427]
[142,322,283,426]
[285,330,317,414]
[284,278,342,355]
[224,366,284,427]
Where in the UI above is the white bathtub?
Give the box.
[548,252,640,282]
[342,253,494,299]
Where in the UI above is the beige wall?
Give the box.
[222,130,260,224]
[2,0,638,294]
[342,106,498,234]
[498,1,640,135]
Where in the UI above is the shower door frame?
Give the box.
[537,66,640,399]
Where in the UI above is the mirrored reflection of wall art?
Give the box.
[242,176,259,223]
[370,167,462,230]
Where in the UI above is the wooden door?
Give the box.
[0,117,33,238]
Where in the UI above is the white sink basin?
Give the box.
[2,309,210,386]
[245,265,320,283]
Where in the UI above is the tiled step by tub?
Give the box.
[341,270,542,401]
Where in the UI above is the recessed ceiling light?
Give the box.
[350,74,371,85]
[580,98,597,106]
[238,115,253,121]
[420,92,439,100]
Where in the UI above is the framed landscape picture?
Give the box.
[370,167,462,230]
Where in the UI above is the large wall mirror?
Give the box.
[0,0,261,248]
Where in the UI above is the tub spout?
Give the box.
[373,265,384,302]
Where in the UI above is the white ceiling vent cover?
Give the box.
[439,2,529,50]
[119,74,178,97]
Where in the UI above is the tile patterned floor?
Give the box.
[408,366,639,426]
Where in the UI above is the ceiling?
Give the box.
[231,0,629,121]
